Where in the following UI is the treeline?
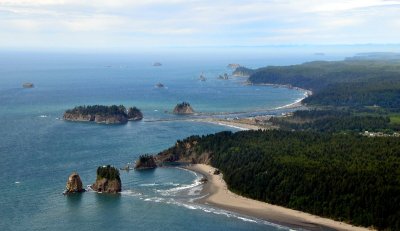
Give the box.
[270,109,394,133]
[246,58,400,110]
[171,130,400,230]
[96,165,120,181]
[65,105,143,119]
[66,105,127,116]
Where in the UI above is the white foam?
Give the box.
[120,190,142,197]
[157,179,202,196]
[15,181,20,184]
[139,182,180,187]
[217,122,248,131]
[39,115,48,118]
[144,197,164,203]
[237,216,257,223]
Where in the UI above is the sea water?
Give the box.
[0,51,344,231]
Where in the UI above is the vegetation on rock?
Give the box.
[173,102,194,114]
[92,165,121,193]
[63,105,142,124]
[135,154,157,169]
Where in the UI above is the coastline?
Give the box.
[184,164,372,231]
[195,86,311,131]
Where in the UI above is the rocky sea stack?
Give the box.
[135,154,157,170]
[173,102,194,115]
[227,63,241,69]
[127,107,143,121]
[91,165,121,193]
[22,82,34,88]
[64,172,85,194]
[63,105,143,124]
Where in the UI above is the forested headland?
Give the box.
[247,54,400,110]
[157,130,400,230]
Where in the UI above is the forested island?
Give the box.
[173,102,195,115]
[63,105,143,124]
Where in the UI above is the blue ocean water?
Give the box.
[0,52,344,231]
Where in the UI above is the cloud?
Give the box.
[0,0,399,50]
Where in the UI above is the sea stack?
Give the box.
[135,154,157,170]
[153,62,162,66]
[173,102,194,115]
[64,172,85,194]
[127,107,143,121]
[22,83,34,88]
[91,165,121,193]
[155,83,164,88]
[227,64,240,69]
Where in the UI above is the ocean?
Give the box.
[0,51,345,231]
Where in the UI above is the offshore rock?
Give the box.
[22,83,34,88]
[64,172,85,194]
[173,102,194,115]
[91,165,121,193]
[135,154,157,170]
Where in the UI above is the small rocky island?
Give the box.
[155,83,164,88]
[91,165,121,193]
[134,154,157,170]
[173,102,194,115]
[22,82,34,88]
[64,172,85,195]
[153,62,162,66]
[227,64,240,69]
[63,105,143,124]
[218,73,229,80]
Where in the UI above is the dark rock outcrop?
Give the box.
[22,83,34,88]
[64,172,85,194]
[153,62,162,66]
[156,137,211,164]
[135,154,157,170]
[91,165,121,193]
[155,83,164,88]
[173,102,194,115]
[127,107,143,121]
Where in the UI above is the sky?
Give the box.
[0,0,400,51]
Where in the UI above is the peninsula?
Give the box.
[63,105,143,124]
[153,130,400,230]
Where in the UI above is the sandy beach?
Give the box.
[185,164,372,231]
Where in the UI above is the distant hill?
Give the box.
[246,57,400,110]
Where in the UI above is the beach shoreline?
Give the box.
[184,164,372,231]
[196,85,312,131]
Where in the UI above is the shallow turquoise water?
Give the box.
[0,52,344,231]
